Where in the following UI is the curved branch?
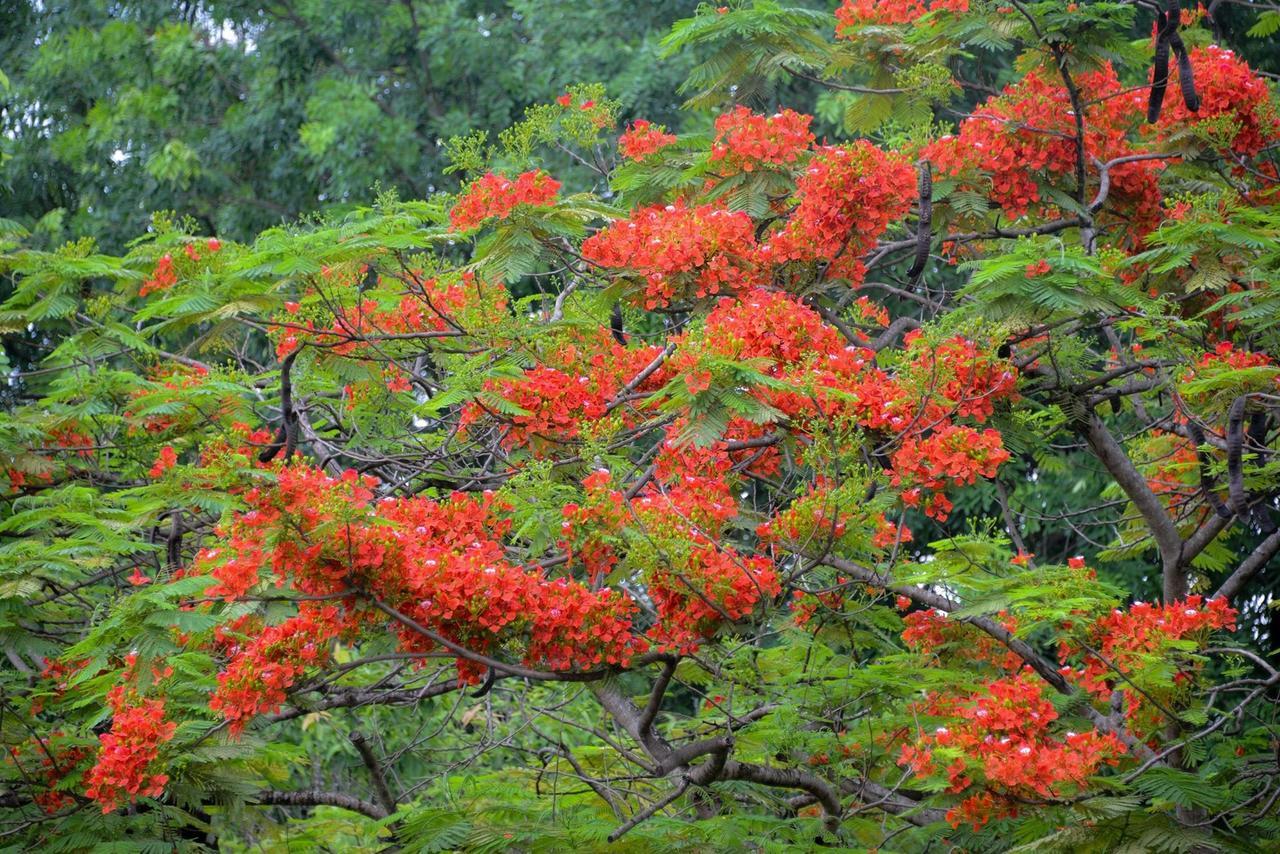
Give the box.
[1214,527,1280,602]
[1077,413,1184,601]
[350,732,398,816]
[722,760,841,833]
[369,596,609,683]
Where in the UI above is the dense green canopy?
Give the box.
[0,0,703,247]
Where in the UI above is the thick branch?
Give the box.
[589,679,670,765]
[1214,528,1280,601]
[1077,413,1185,601]
[270,683,468,722]
[638,659,677,736]
[349,732,398,816]
[722,760,841,832]
[255,789,388,820]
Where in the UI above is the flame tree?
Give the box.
[1,2,1279,850]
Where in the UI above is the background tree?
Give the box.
[0,0,702,248]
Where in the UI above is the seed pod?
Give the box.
[1226,396,1247,513]
[1146,11,1172,124]
[611,301,627,345]
[260,350,299,462]
[907,161,932,282]
[1170,32,1200,113]
[166,510,184,571]
[258,422,288,463]
[1189,421,1232,519]
[471,666,496,698]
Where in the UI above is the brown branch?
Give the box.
[722,760,841,833]
[1214,528,1280,602]
[255,789,388,820]
[349,732,398,816]
[369,596,609,683]
[270,683,468,722]
[638,659,677,736]
[1077,413,1185,601]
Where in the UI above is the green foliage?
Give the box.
[0,1,1278,852]
[0,0,700,250]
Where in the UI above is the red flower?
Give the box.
[709,106,814,172]
[84,695,176,812]
[386,372,413,394]
[582,201,757,308]
[618,119,677,161]
[140,254,177,297]
[449,170,561,231]
[148,445,178,478]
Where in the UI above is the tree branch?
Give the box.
[255,789,388,820]
[1214,528,1280,601]
[1077,413,1185,601]
[349,732,398,816]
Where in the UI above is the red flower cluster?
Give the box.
[449,170,561,231]
[197,463,646,720]
[647,541,780,654]
[1155,45,1280,156]
[899,674,1126,830]
[559,469,629,581]
[148,445,177,478]
[1193,340,1273,372]
[891,425,1011,519]
[388,529,641,682]
[461,333,669,452]
[902,333,1020,422]
[709,107,814,172]
[901,608,1022,671]
[926,64,1161,231]
[835,0,967,31]
[582,202,758,308]
[619,119,678,161]
[642,424,741,529]
[689,288,845,371]
[139,253,176,297]
[756,482,851,548]
[84,656,177,812]
[762,142,915,285]
[1058,596,1236,732]
[210,604,342,734]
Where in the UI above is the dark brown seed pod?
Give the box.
[1147,11,1172,124]
[471,666,497,697]
[611,301,627,345]
[1226,396,1248,513]
[259,350,299,463]
[907,161,932,282]
[1171,32,1200,113]
[166,510,184,571]
[1189,421,1232,519]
